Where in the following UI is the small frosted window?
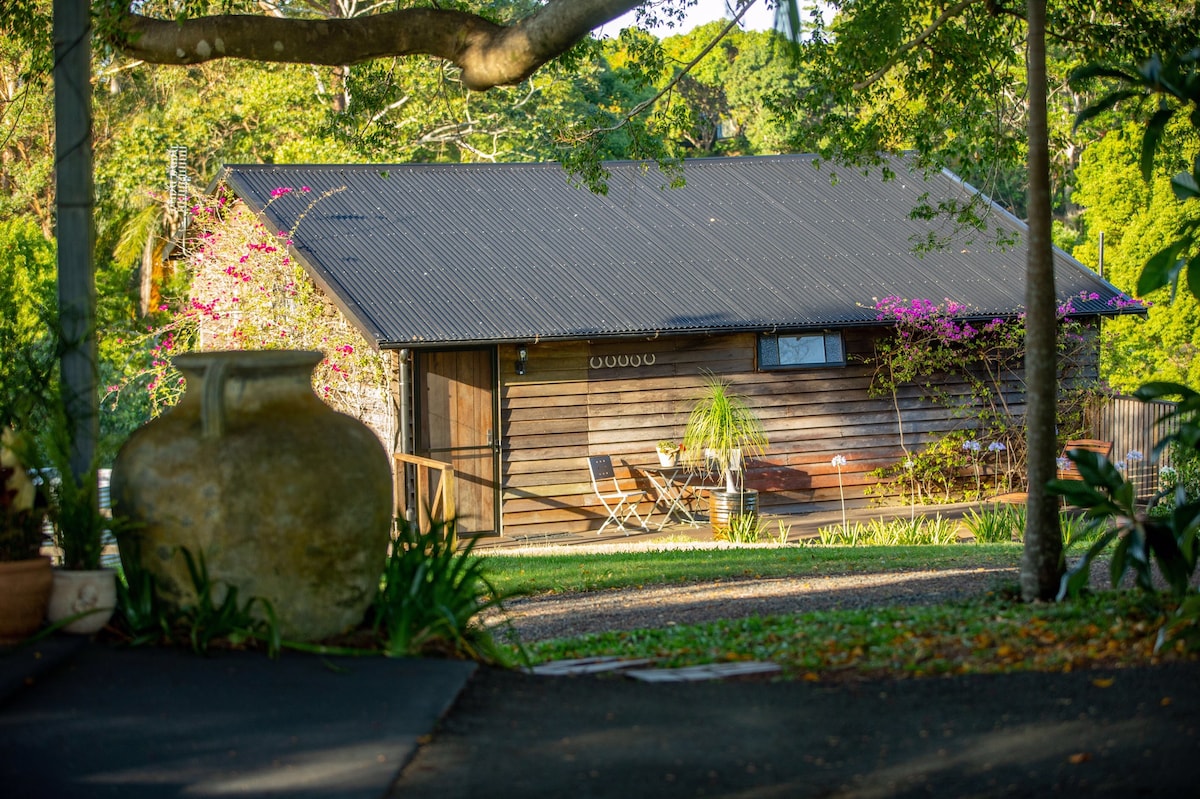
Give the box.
[758,332,846,370]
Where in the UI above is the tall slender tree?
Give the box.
[1021,0,1062,600]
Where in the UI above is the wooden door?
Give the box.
[417,350,498,536]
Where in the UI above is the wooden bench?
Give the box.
[1056,439,1113,480]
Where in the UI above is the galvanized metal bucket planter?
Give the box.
[708,488,759,533]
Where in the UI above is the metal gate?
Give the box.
[1088,395,1180,500]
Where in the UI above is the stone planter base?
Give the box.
[48,569,117,634]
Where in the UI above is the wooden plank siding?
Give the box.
[495,328,1026,538]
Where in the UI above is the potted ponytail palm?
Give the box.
[41,413,118,635]
[680,375,768,534]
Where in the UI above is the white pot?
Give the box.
[657,450,678,467]
[48,568,117,634]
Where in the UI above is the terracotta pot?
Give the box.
[0,556,52,643]
[111,350,393,642]
[48,568,117,634]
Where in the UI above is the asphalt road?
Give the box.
[392,662,1200,798]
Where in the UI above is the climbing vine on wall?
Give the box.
[106,185,393,444]
[864,295,1121,502]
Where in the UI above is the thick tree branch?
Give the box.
[107,0,643,90]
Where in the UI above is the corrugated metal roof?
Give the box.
[221,155,1136,348]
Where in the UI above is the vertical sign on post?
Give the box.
[168,144,190,246]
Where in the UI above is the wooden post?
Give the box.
[53,0,98,483]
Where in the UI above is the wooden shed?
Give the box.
[221,155,1136,539]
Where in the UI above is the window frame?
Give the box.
[757,330,847,371]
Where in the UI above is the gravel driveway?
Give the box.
[492,555,1019,643]
[487,540,1198,644]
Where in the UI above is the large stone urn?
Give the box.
[111,350,392,641]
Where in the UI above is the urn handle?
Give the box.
[201,358,230,439]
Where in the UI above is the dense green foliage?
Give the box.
[816,515,961,546]
[1072,125,1200,391]
[0,218,56,428]
[112,541,283,655]
[365,520,511,663]
[655,20,805,155]
[962,504,1029,544]
[785,0,1200,221]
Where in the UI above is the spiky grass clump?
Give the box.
[369,519,513,664]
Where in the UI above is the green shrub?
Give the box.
[110,542,281,656]
[716,514,789,544]
[1053,400,1200,605]
[368,519,512,663]
[1150,440,1200,519]
[176,549,281,656]
[816,521,867,546]
[112,518,513,663]
[866,433,976,505]
[815,515,959,546]
[1060,511,1104,551]
[962,504,1026,543]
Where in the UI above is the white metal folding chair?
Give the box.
[587,455,649,535]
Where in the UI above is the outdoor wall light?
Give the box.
[516,346,528,375]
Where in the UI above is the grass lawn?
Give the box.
[479,543,1023,598]
[477,543,1198,680]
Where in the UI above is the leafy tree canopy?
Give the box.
[783,0,1200,219]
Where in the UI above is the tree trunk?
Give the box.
[1020,0,1063,602]
[53,0,99,487]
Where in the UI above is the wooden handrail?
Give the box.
[393,453,456,534]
